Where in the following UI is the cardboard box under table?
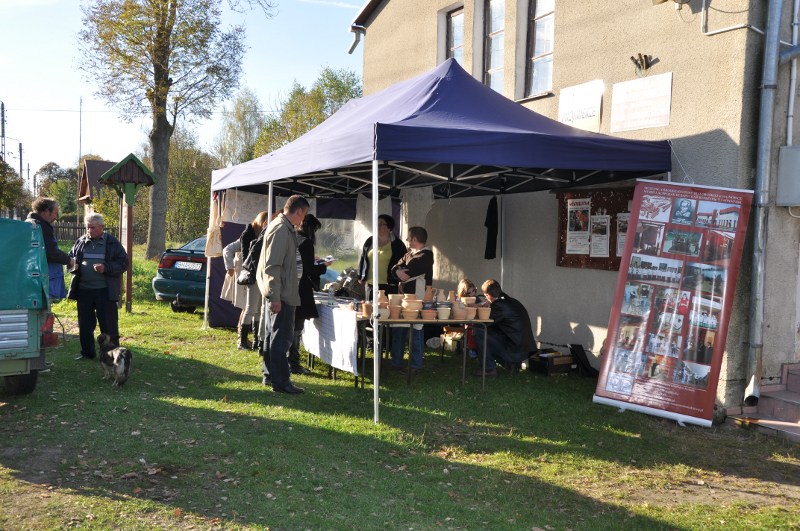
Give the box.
[529,349,575,375]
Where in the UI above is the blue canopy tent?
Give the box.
[210,58,672,421]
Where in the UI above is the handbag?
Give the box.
[236,269,255,285]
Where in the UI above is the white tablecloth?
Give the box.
[302,302,359,375]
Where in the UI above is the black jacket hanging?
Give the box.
[484,196,498,260]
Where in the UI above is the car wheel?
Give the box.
[4,372,38,395]
[184,306,197,314]
[170,301,183,313]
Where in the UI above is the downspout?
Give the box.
[349,25,366,55]
[745,0,785,406]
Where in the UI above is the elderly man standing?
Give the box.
[257,195,310,394]
[68,213,128,360]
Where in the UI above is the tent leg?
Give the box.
[372,159,380,424]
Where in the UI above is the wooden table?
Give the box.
[374,318,493,390]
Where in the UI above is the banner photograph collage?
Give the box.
[595,181,753,424]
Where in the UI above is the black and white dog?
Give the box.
[97,334,132,387]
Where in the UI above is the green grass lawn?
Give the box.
[0,247,798,530]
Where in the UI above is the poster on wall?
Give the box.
[593,180,753,427]
[567,198,591,254]
[616,213,630,257]
[590,215,610,258]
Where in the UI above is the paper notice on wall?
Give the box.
[567,198,591,254]
[617,213,630,257]
[590,215,610,258]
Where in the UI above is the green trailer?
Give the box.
[0,218,53,394]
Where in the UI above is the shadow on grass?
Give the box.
[0,329,797,529]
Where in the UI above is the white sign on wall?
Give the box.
[610,72,673,133]
[559,80,604,132]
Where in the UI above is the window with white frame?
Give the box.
[483,0,504,92]
[526,0,554,97]
[446,7,465,64]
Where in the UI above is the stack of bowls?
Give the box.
[388,294,404,306]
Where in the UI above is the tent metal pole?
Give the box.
[202,192,214,330]
[268,182,274,217]
[372,159,380,423]
[500,195,504,287]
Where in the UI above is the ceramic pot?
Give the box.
[420,309,437,320]
[437,307,451,320]
[388,294,404,306]
[452,306,467,320]
[389,305,402,319]
[464,307,477,320]
[402,309,419,320]
[477,307,491,320]
[377,290,389,306]
[435,288,446,303]
[461,296,476,306]
[423,286,434,301]
[362,302,373,318]
[447,290,456,302]
[403,293,418,301]
[378,307,390,319]
[401,300,423,312]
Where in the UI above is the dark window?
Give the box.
[483,0,505,92]
[447,8,464,64]
[525,0,554,97]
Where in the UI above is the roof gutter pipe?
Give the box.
[746,0,785,407]
[349,25,366,54]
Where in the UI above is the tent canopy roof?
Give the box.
[211,59,671,199]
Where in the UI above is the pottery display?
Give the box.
[421,301,435,310]
[389,305,402,319]
[477,307,491,320]
[401,300,423,312]
[464,307,477,320]
[420,309,437,320]
[452,306,467,320]
[436,307,451,320]
[461,296,476,306]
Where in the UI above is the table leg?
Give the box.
[481,323,488,391]
[406,326,412,385]
[462,326,467,385]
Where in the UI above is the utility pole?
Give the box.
[1,101,5,163]
[18,142,22,184]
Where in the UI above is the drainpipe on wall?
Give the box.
[745,0,786,407]
[348,25,366,55]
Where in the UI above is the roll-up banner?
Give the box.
[594,180,753,427]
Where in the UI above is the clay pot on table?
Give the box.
[437,307,451,320]
[464,307,477,320]
[389,305,402,319]
[477,307,492,320]
[452,306,467,320]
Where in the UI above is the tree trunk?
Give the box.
[146,114,173,259]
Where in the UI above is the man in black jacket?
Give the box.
[26,197,75,299]
[68,213,128,360]
[474,279,536,377]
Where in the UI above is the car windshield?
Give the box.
[181,236,206,252]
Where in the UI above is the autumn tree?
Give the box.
[35,162,78,215]
[166,128,217,242]
[253,67,362,157]
[0,158,31,217]
[78,0,275,259]
[212,87,267,167]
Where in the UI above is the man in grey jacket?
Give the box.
[257,195,310,394]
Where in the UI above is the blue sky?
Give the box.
[0,0,363,187]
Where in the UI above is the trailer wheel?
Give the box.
[4,371,38,395]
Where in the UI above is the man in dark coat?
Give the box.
[68,213,128,360]
[26,197,74,299]
[474,279,536,377]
